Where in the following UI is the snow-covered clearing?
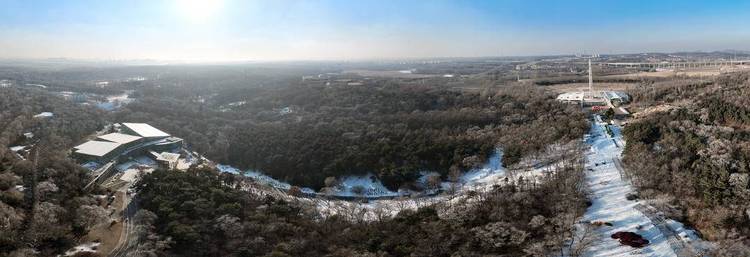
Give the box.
[217,164,317,194]
[62,242,100,256]
[9,145,25,152]
[578,116,709,256]
[329,174,404,197]
[210,135,578,221]
[225,146,577,222]
[33,112,53,118]
[219,150,509,199]
[97,92,133,111]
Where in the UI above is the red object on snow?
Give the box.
[591,105,609,111]
[611,231,650,248]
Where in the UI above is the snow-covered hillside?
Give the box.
[217,150,508,198]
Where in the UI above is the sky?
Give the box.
[1,0,749,61]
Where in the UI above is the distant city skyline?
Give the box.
[2,0,750,62]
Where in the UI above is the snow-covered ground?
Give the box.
[459,150,504,184]
[217,150,507,198]
[116,156,156,172]
[221,147,570,223]
[62,242,100,256]
[33,112,53,118]
[120,168,151,183]
[97,92,134,111]
[8,145,25,152]
[309,154,560,220]
[328,174,403,197]
[217,164,317,194]
[579,116,708,256]
[209,139,583,223]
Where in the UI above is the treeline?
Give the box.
[621,72,750,253]
[134,156,589,257]
[533,76,651,86]
[0,87,108,256]
[116,82,588,190]
[627,78,713,105]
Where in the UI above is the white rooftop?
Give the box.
[74,141,121,157]
[157,152,180,162]
[557,91,608,102]
[97,133,142,145]
[556,92,584,101]
[121,123,169,138]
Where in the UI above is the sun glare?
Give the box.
[175,0,224,23]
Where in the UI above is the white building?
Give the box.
[556,92,584,102]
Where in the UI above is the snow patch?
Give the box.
[216,164,316,194]
[329,174,403,197]
[459,150,504,184]
[63,242,100,256]
[33,112,53,118]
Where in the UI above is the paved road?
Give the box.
[108,190,139,257]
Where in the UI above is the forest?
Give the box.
[622,72,750,252]
[0,87,108,256]
[132,152,589,257]
[0,65,591,256]
[115,81,589,190]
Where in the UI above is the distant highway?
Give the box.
[606,60,749,68]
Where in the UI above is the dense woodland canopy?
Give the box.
[133,158,588,257]
[0,87,107,256]
[0,65,592,256]
[116,82,588,190]
[622,72,750,252]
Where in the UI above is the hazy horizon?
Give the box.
[2,0,750,62]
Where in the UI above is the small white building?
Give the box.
[556,92,584,102]
[556,91,608,106]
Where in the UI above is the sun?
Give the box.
[175,0,224,24]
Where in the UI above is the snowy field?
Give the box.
[578,116,708,256]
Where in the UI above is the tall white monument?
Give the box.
[588,59,593,92]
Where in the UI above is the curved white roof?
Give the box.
[74,141,121,157]
[98,133,142,144]
[122,123,169,138]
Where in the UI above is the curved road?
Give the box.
[108,191,139,257]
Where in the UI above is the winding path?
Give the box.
[108,189,139,257]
